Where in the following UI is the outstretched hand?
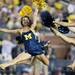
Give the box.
[0,63,8,70]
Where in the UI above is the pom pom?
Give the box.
[40,11,55,28]
[19,5,32,17]
[58,26,69,34]
[32,0,46,8]
[16,36,23,44]
[32,0,44,5]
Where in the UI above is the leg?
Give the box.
[33,59,42,75]
[17,57,36,65]
[0,52,31,69]
[17,59,31,65]
[31,57,36,65]
[36,54,49,66]
[43,65,48,75]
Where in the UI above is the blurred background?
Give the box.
[0,0,75,75]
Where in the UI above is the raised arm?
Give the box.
[0,28,19,34]
[53,21,75,27]
[52,28,75,45]
[31,8,38,30]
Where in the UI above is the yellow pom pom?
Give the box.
[32,0,45,8]
[19,5,32,16]
[32,0,44,3]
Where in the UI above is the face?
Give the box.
[21,16,30,27]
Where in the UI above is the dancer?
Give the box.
[0,7,49,70]
[51,27,75,70]
[33,0,75,70]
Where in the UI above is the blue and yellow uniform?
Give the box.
[18,30,45,56]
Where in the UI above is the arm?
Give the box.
[52,28,75,45]
[53,21,75,27]
[0,28,19,34]
[31,8,38,30]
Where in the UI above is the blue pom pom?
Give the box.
[58,26,69,34]
[16,35,23,44]
[40,11,55,28]
[40,11,69,34]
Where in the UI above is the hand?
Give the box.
[0,63,7,70]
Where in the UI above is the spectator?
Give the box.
[1,34,16,75]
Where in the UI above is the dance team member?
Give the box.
[0,5,49,70]
[34,0,75,71]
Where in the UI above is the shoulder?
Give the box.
[30,29,35,33]
[17,28,23,34]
